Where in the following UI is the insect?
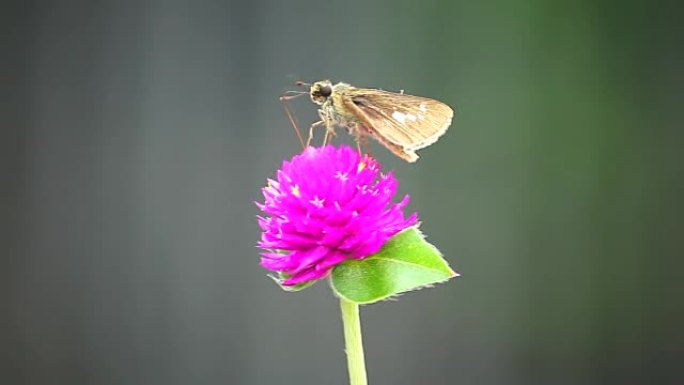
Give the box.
[280,80,453,162]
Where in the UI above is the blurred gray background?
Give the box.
[2,0,682,384]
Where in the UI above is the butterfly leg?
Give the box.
[362,138,372,158]
[307,120,325,146]
[318,110,337,146]
[323,122,337,145]
[354,129,372,158]
[279,93,306,149]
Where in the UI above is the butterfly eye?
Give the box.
[318,84,332,97]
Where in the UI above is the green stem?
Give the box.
[340,297,368,385]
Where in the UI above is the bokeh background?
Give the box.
[2,1,682,384]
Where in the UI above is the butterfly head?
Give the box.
[309,80,333,105]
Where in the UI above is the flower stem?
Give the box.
[340,297,368,385]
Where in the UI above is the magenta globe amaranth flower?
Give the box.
[257,145,418,286]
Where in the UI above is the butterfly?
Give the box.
[281,80,454,162]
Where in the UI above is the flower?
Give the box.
[257,145,418,286]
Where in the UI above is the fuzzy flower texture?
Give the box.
[257,145,418,286]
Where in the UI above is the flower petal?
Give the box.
[256,145,418,286]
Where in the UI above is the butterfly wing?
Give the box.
[341,88,453,162]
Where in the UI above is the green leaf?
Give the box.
[330,226,457,304]
[270,272,318,292]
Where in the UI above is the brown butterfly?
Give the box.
[281,80,454,162]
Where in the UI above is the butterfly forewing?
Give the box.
[342,89,453,157]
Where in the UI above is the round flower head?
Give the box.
[257,145,418,286]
